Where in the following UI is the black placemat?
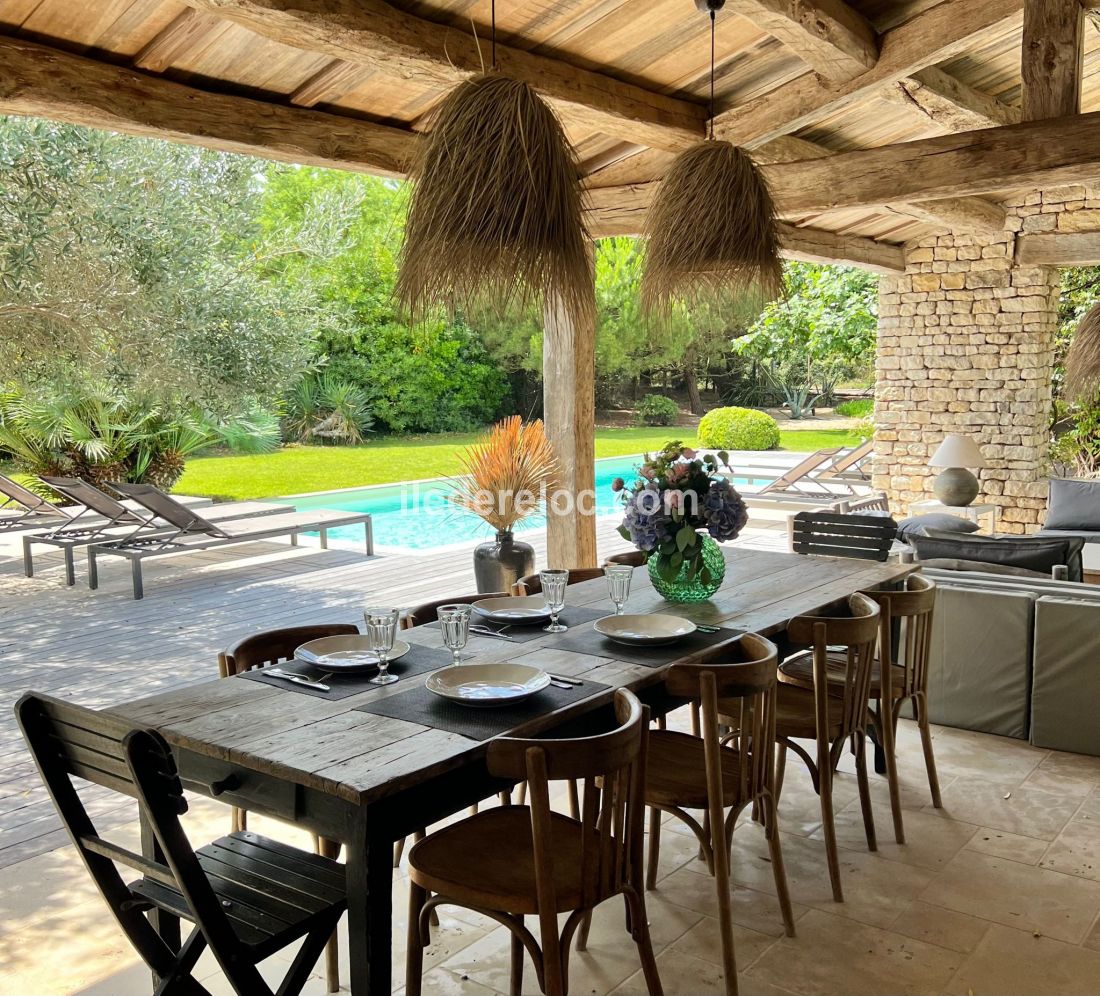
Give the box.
[428,605,610,644]
[353,676,610,740]
[239,644,453,700]
[542,623,744,668]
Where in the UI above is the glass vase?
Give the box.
[648,534,726,604]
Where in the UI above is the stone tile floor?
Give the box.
[3,713,1100,996]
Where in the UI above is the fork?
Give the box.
[267,668,332,691]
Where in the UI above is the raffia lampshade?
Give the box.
[929,434,986,469]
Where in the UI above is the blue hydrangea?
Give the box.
[621,487,670,552]
[702,479,748,542]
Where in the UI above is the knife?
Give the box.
[469,625,515,641]
[267,669,330,692]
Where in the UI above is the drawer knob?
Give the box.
[210,773,242,797]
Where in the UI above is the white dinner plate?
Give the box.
[593,614,697,647]
[471,595,552,625]
[425,662,551,708]
[296,635,411,672]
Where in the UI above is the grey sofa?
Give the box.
[920,568,1100,754]
[1038,477,1100,573]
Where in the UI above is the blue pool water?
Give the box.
[281,454,758,551]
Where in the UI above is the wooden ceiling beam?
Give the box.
[713,0,1024,147]
[728,0,878,82]
[751,136,1008,239]
[1016,231,1100,265]
[0,35,415,177]
[593,111,1100,223]
[881,67,1021,131]
[1021,0,1085,120]
[177,0,707,152]
[584,185,903,272]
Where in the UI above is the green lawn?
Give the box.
[175,427,862,501]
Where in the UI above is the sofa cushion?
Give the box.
[896,513,980,541]
[1044,478,1100,531]
[1037,527,1100,545]
[918,557,1051,579]
[1030,597,1100,756]
[910,531,1085,582]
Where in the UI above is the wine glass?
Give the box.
[540,569,569,633]
[364,606,400,685]
[438,604,472,665]
[605,564,633,615]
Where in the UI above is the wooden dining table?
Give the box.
[110,547,914,995]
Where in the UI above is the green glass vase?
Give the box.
[648,534,726,604]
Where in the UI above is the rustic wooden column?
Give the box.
[542,273,597,569]
[1021,0,1084,120]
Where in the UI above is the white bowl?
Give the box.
[425,662,551,707]
[593,614,697,647]
[471,595,552,625]
[296,635,410,672]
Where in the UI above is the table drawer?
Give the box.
[180,752,299,823]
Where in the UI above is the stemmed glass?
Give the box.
[364,607,400,685]
[540,569,569,633]
[605,565,633,615]
[438,604,472,665]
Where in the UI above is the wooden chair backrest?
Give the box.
[486,689,649,913]
[402,593,507,629]
[846,494,891,514]
[219,623,360,677]
[604,551,647,568]
[513,568,605,596]
[860,574,937,698]
[667,633,779,803]
[787,593,880,742]
[791,511,897,562]
[15,693,187,979]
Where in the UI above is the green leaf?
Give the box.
[670,551,683,569]
[675,524,695,551]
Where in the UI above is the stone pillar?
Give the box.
[873,190,1074,534]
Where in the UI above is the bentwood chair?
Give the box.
[604,550,648,567]
[17,693,346,996]
[754,594,881,903]
[405,689,662,996]
[219,623,358,992]
[777,575,940,844]
[512,567,606,596]
[647,634,795,996]
[402,591,507,628]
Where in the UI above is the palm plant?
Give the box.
[282,375,373,445]
[448,416,559,533]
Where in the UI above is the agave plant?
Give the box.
[448,416,559,533]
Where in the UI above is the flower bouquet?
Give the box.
[613,441,748,602]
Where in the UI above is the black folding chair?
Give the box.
[790,510,898,562]
[16,692,346,996]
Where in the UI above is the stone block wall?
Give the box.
[872,188,1088,533]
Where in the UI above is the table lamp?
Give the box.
[929,434,986,506]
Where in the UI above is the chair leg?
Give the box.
[876,699,905,845]
[393,835,406,868]
[915,693,943,809]
[774,743,788,802]
[818,759,843,903]
[577,908,592,952]
[231,806,246,834]
[406,882,428,996]
[853,733,877,853]
[625,889,665,996]
[761,792,796,938]
[567,779,580,819]
[645,806,661,891]
[510,917,524,996]
[311,837,342,993]
[708,810,739,996]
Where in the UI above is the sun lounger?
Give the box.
[815,438,874,487]
[0,474,69,532]
[23,477,287,585]
[87,502,374,599]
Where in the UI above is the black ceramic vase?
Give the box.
[473,529,535,593]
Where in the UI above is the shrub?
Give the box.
[697,407,780,451]
[835,398,874,418]
[283,374,374,445]
[635,394,679,426]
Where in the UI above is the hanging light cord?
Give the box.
[708,8,716,140]
[492,0,497,70]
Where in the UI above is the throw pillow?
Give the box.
[896,513,980,542]
[1044,478,1100,531]
[911,531,1085,582]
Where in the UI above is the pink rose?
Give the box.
[611,477,625,492]
[639,466,656,481]
[681,447,697,459]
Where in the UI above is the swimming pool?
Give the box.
[280,454,758,551]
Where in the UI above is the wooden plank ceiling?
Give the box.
[2,0,1100,270]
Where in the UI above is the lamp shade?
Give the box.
[929,434,986,469]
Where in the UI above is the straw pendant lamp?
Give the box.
[1066,301,1100,401]
[395,0,591,327]
[641,0,784,315]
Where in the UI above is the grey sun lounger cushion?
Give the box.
[1030,596,1100,756]
[923,583,1035,739]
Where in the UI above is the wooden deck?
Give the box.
[0,511,791,869]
